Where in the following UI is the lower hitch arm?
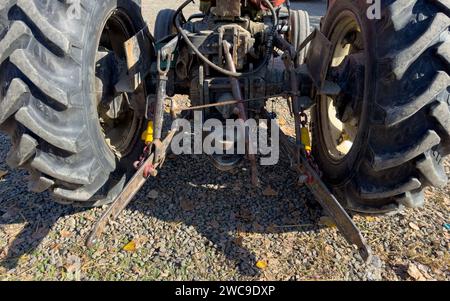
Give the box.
[281,52,372,263]
[85,37,180,247]
[85,129,178,247]
[279,130,372,263]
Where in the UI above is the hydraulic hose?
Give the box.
[173,0,278,77]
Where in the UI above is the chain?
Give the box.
[133,144,152,170]
[297,108,322,181]
[299,110,308,128]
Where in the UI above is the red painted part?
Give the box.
[272,0,286,7]
[248,0,286,10]
[143,163,155,178]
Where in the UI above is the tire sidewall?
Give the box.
[82,0,145,172]
[154,9,177,42]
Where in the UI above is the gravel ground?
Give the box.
[0,0,449,281]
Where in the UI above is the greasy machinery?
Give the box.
[0,0,448,263]
[87,0,373,260]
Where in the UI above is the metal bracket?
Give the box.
[305,29,334,94]
[117,24,155,93]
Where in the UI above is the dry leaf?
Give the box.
[83,214,97,222]
[319,216,336,228]
[263,186,278,197]
[180,198,194,211]
[366,216,376,222]
[324,245,334,254]
[235,236,244,247]
[60,230,72,238]
[17,254,30,265]
[256,260,268,269]
[0,170,7,180]
[123,240,137,252]
[50,243,61,251]
[407,263,426,281]
[93,248,106,257]
[409,222,420,231]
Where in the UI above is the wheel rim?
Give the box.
[288,10,310,65]
[95,10,140,159]
[320,12,365,162]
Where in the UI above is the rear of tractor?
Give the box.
[0,0,448,258]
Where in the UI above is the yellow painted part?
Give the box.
[141,121,154,144]
[301,127,312,152]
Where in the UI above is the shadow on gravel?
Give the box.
[127,154,322,277]
[0,178,87,270]
[0,164,90,270]
[0,153,322,277]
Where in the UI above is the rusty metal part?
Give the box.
[85,153,155,248]
[86,129,178,247]
[213,0,241,18]
[175,0,277,78]
[223,40,259,187]
[160,36,179,61]
[153,51,172,141]
[249,0,286,9]
[134,143,152,170]
[278,130,372,263]
[274,32,297,61]
[305,29,334,92]
[278,48,372,262]
[117,25,154,93]
[154,129,178,167]
[200,0,213,14]
[218,24,253,70]
[177,93,288,113]
[283,50,303,163]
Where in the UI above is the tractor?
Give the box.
[0,0,448,261]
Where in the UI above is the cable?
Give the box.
[173,0,278,77]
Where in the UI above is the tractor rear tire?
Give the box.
[312,0,450,214]
[288,9,311,66]
[0,0,147,207]
[154,9,177,42]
